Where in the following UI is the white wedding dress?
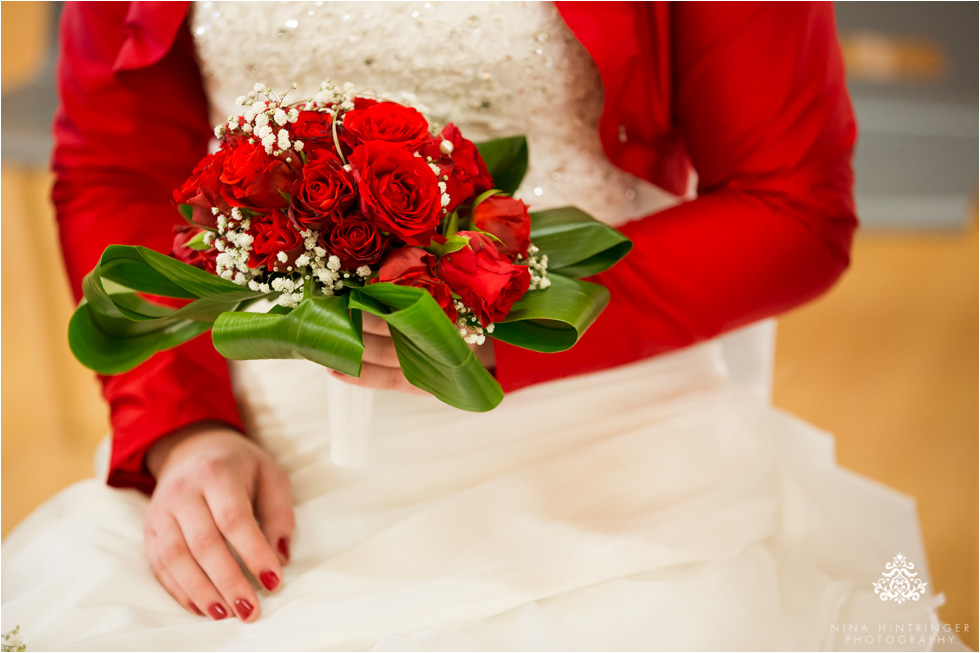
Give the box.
[2,3,950,651]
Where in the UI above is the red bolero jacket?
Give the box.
[53,2,857,494]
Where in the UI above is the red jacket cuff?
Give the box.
[102,333,243,494]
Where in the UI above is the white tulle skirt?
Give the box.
[1,341,948,651]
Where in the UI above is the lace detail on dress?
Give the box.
[191,1,681,225]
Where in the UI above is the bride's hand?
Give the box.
[143,422,294,622]
[330,313,496,392]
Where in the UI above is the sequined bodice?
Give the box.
[192,1,680,224]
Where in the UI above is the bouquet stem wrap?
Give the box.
[326,373,373,466]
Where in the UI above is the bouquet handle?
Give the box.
[326,372,373,466]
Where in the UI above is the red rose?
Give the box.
[290,111,334,157]
[290,151,356,231]
[349,140,443,247]
[353,97,379,111]
[375,247,456,321]
[291,110,332,141]
[420,124,494,213]
[219,140,302,211]
[173,148,231,229]
[248,209,306,272]
[341,101,430,151]
[325,214,386,269]
[436,231,530,326]
[471,195,532,259]
[171,224,216,273]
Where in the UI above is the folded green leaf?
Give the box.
[350,283,503,412]
[529,207,633,278]
[69,245,267,374]
[490,275,609,353]
[69,301,215,375]
[476,136,528,196]
[97,245,258,301]
[212,295,364,376]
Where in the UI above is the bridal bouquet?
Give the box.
[69,82,631,415]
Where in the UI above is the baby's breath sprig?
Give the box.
[453,301,494,346]
[517,243,550,290]
[214,83,303,156]
[213,207,257,286]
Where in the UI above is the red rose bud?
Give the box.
[439,123,494,194]
[171,224,216,273]
[173,148,232,229]
[376,247,456,321]
[436,231,531,327]
[290,111,333,153]
[290,151,356,231]
[249,209,306,272]
[325,214,386,269]
[419,124,494,213]
[471,195,532,259]
[377,246,433,279]
[219,140,302,211]
[341,101,430,151]
[349,140,443,247]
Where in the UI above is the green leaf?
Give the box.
[67,280,249,374]
[470,188,502,213]
[529,207,633,278]
[490,275,609,353]
[212,295,364,376]
[178,204,193,222]
[68,245,267,374]
[349,283,503,412]
[475,136,528,196]
[442,234,471,255]
[427,233,471,258]
[69,301,213,375]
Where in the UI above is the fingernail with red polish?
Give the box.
[277,537,290,562]
[190,602,204,616]
[234,598,254,621]
[208,603,228,620]
[260,570,280,591]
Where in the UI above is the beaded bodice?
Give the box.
[191,1,680,225]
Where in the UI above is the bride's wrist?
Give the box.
[145,421,238,480]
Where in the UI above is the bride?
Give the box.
[3,1,949,650]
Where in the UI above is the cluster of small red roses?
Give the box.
[173,83,539,331]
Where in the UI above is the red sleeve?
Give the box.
[494,2,857,391]
[53,3,243,494]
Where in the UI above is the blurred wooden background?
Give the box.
[1,1,976,648]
